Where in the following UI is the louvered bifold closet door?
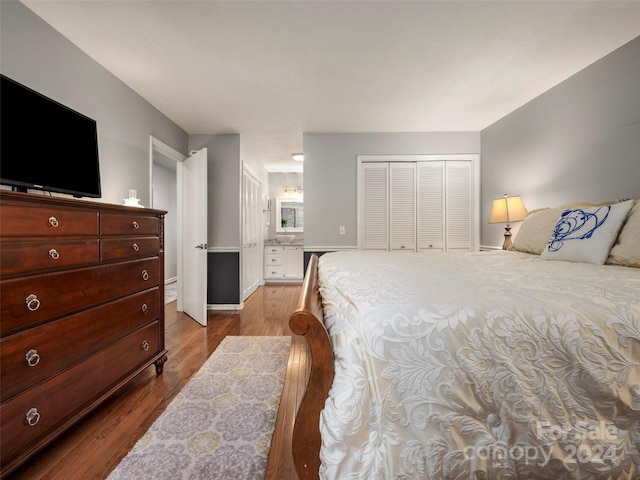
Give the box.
[417,161,445,252]
[445,161,473,252]
[360,163,389,250]
[389,163,416,252]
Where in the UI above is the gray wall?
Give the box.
[189,134,242,248]
[303,132,481,248]
[481,35,640,248]
[0,1,188,205]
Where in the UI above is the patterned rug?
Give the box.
[107,335,292,480]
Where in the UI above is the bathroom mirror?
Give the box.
[276,197,303,232]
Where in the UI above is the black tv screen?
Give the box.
[0,74,101,198]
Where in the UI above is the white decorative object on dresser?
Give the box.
[264,245,303,282]
[0,191,167,477]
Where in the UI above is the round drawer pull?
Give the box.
[26,349,41,367]
[48,216,59,228]
[25,294,41,312]
[141,303,149,314]
[141,340,150,352]
[141,269,149,281]
[49,248,60,260]
[26,408,40,426]
[132,243,139,252]
[132,221,139,229]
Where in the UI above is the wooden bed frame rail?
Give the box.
[288,254,335,480]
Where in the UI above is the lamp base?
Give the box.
[502,226,513,250]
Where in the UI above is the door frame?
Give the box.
[149,136,186,309]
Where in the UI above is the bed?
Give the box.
[289,199,640,480]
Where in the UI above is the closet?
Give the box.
[357,155,479,252]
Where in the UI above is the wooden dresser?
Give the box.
[0,191,167,477]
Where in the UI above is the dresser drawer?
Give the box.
[0,204,99,237]
[0,320,161,469]
[1,288,160,402]
[102,237,160,261]
[0,239,100,276]
[101,213,159,236]
[265,246,283,255]
[0,258,160,336]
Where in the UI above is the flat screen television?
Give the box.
[0,74,101,198]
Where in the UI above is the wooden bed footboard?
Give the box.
[288,254,335,480]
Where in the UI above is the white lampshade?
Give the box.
[489,195,528,224]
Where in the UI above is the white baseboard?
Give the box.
[207,303,243,311]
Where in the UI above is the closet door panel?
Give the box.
[360,163,389,250]
[390,163,416,251]
[417,161,445,252]
[446,161,472,252]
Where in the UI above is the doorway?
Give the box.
[149,136,185,308]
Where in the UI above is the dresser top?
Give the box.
[0,190,167,216]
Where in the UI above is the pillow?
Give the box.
[511,206,571,255]
[540,200,634,264]
[511,202,601,255]
[607,200,640,267]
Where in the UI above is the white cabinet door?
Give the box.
[417,161,445,252]
[359,162,389,250]
[390,163,416,251]
[283,246,303,280]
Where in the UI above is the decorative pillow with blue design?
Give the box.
[540,200,634,264]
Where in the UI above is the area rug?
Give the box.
[107,335,292,480]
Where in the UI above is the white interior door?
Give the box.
[181,148,208,326]
[445,160,473,252]
[358,162,389,250]
[417,161,445,252]
[389,163,416,251]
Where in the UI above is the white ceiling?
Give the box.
[21,1,640,172]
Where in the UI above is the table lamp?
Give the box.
[489,194,528,250]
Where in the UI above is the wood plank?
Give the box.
[5,285,304,480]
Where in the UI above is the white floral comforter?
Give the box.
[317,250,640,480]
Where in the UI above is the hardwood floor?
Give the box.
[5,284,307,480]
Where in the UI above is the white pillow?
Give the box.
[540,200,634,265]
[512,203,597,255]
[607,200,640,267]
[512,207,569,255]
